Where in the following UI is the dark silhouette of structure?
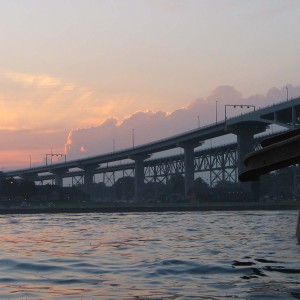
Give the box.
[3,97,300,201]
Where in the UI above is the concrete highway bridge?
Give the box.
[4,97,300,200]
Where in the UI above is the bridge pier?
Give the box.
[237,129,255,176]
[55,174,63,187]
[130,154,150,202]
[180,141,202,197]
[52,168,68,187]
[6,98,300,198]
[21,173,37,183]
[229,122,267,177]
[82,165,97,197]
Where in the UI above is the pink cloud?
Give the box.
[0,128,68,169]
[65,85,300,160]
[2,84,299,170]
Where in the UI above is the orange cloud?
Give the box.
[0,127,68,170]
[0,71,152,132]
[65,85,300,161]
[1,77,299,170]
[3,72,62,88]
[0,149,43,170]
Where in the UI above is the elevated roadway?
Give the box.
[4,97,300,200]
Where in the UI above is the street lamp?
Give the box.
[132,129,135,148]
[45,152,67,166]
[225,104,255,120]
[215,100,218,124]
[286,86,289,101]
[197,115,200,128]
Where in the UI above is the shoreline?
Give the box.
[0,201,299,215]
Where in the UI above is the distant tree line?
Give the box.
[92,166,299,203]
[0,165,298,205]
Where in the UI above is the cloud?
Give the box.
[0,128,68,170]
[0,71,158,131]
[64,84,300,160]
[65,85,300,158]
[1,78,299,170]
[3,72,62,88]
[0,71,102,130]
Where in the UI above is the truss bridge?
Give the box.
[4,97,300,200]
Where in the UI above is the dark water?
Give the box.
[0,211,299,299]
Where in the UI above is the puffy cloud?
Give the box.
[1,77,299,169]
[208,86,243,103]
[65,84,300,160]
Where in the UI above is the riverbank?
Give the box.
[0,201,299,215]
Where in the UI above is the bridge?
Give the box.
[3,97,300,200]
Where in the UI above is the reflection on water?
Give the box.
[0,211,299,299]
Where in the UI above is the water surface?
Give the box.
[0,211,299,299]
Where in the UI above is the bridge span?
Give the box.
[4,97,300,200]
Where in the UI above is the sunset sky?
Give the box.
[0,0,300,170]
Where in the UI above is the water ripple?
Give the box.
[0,211,298,299]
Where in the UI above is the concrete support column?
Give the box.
[292,106,296,128]
[135,158,144,201]
[229,122,267,179]
[183,144,195,196]
[83,165,97,196]
[55,173,63,187]
[22,173,36,183]
[235,128,257,195]
[130,154,150,202]
[221,153,226,182]
[236,128,255,177]
[52,168,68,187]
[179,141,202,197]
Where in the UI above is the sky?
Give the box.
[0,0,300,170]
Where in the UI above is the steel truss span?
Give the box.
[144,144,238,186]
[69,135,264,187]
[3,97,300,198]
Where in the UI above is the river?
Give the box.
[0,211,299,299]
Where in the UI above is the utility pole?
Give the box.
[215,100,218,124]
[132,129,135,148]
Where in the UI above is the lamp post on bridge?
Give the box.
[215,100,218,124]
[225,104,255,120]
[45,153,67,166]
[132,129,135,148]
[286,86,289,101]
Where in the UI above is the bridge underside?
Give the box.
[5,97,300,201]
[33,139,265,193]
[240,128,300,181]
[260,105,300,128]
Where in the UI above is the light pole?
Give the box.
[197,115,200,128]
[225,104,255,120]
[132,129,135,148]
[215,100,218,124]
[46,152,67,166]
[113,138,115,152]
[286,86,289,101]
